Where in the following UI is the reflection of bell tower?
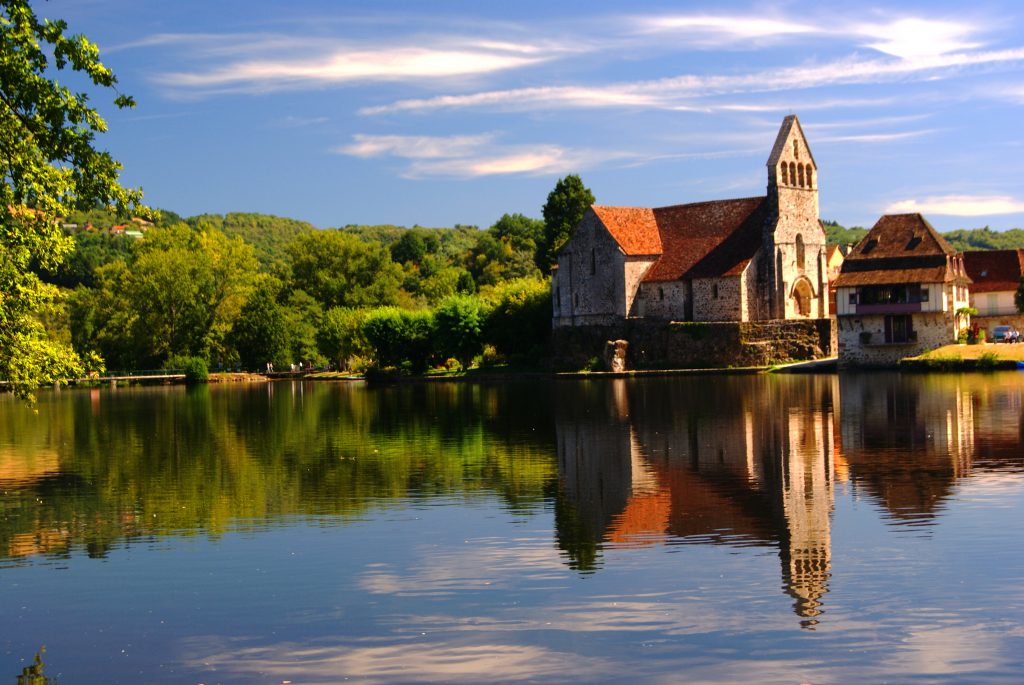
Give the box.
[778,407,834,628]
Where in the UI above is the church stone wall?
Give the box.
[552,212,630,327]
[693,277,743,321]
[551,319,834,370]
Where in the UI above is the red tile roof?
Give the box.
[962,249,1024,293]
[592,206,661,256]
[593,197,767,282]
[833,213,967,287]
[647,198,766,281]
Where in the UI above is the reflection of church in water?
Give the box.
[553,372,988,628]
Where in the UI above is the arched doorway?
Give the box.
[792,278,814,317]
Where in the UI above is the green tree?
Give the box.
[318,307,370,370]
[484,277,553,360]
[229,278,291,370]
[287,230,402,308]
[362,307,434,372]
[1,0,145,399]
[540,175,594,269]
[434,295,485,367]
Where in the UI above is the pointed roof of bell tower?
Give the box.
[767,115,817,169]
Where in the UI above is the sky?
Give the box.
[43,0,1024,232]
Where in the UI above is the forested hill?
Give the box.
[187,213,316,269]
[823,220,1024,251]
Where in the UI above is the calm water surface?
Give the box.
[2,374,1023,684]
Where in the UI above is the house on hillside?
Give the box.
[551,115,829,326]
[962,249,1024,330]
[833,214,972,366]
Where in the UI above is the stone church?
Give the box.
[552,115,828,327]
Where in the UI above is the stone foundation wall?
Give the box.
[551,319,834,370]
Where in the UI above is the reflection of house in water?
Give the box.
[555,377,838,627]
[837,374,975,523]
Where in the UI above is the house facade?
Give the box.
[833,214,972,366]
[552,115,829,327]
[962,249,1024,332]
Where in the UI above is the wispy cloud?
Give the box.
[362,47,1024,115]
[143,29,574,96]
[884,194,1024,216]
[337,133,631,178]
[629,13,985,59]
[816,129,940,143]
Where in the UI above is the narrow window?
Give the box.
[590,248,596,275]
[574,293,579,309]
[921,287,929,303]
[793,139,799,159]
[796,234,805,271]
[806,167,813,187]
[789,162,797,186]
[713,283,719,299]
[658,287,664,301]
[848,292,857,305]
[798,164,805,188]
[781,164,789,185]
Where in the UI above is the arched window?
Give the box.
[781,164,788,185]
[793,139,799,159]
[789,162,797,186]
[798,164,805,188]
[796,234,805,271]
[806,167,813,188]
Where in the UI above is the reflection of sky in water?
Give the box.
[2,375,1024,683]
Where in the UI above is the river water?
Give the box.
[2,374,1023,684]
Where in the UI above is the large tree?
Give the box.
[540,175,594,269]
[1,0,144,399]
[287,230,402,309]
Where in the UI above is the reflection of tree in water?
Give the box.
[0,381,559,563]
[553,376,838,627]
[15,647,49,685]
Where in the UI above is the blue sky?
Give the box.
[48,0,1024,231]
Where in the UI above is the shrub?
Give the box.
[164,354,209,382]
[361,307,434,373]
[434,295,484,367]
[977,351,1000,369]
[483,277,551,358]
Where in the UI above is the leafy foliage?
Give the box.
[822,220,868,246]
[1,0,146,399]
[434,295,485,367]
[541,175,595,268]
[287,230,402,308]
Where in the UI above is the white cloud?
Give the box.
[816,129,939,144]
[340,133,496,160]
[855,18,983,59]
[362,47,1024,115]
[338,133,631,178]
[157,47,548,92]
[884,195,1024,216]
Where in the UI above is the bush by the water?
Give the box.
[164,354,209,382]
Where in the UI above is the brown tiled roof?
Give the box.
[833,213,966,287]
[592,197,767,282]
[592,205,662,256]
[645,198,767,281]
[962,249,1024,293]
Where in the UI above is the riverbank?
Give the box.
[899,343,1024,371]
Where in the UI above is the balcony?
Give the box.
[853,302,923,315]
